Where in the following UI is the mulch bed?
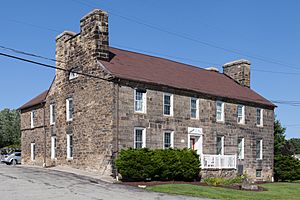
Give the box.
[121,181,267,191]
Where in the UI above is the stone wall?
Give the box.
[21,9,116,176]
[20,104,46,166]
[117,80,274,181]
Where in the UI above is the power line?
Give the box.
[252,69,300,76]
[0,45,60,63]
[3,43,300,81]
[2,50,300,107]
[0,52,111,81]
[70,0,300,71]
[1,2,299,72]
[1,18,61,33]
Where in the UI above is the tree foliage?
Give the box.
[274,119,300,181]
[0,108,21,148]
[288,138,300,154]
[274,119,287,155]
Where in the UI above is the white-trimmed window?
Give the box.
[256,108,263,126]
[216,101,224,122]
[67,134,73,159]
[31,143,36,161]
[190,98,199,119]
[134,127,146,149]
[51,136,57,159]
[163,93,173,116]
[50,104,55,125]
[163,131,174,149]
[256,169,262,177]
[69,71,78,80]
[30,111,35,128]
[256,139,263,160]
[237,105,245,124]
[216,136,224,155]
[238,138,245,159]
[134,89,146,113]
[66,98,73,121]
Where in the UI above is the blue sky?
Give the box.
[0,0,299,138]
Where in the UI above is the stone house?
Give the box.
[19,9,275,181]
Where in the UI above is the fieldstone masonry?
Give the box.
[20,9,275,181]
[223,59,251,88]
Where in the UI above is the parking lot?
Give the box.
[0,164,208,200]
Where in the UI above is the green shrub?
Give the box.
[204,176,244,186]
[274,155,300,181]
[115,148,200,181]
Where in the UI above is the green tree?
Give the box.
[288,138,300,154]
[0,108,21,148]
[274,119,287,155]
[274,119,300,181]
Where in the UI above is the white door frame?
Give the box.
[188,127,203,155]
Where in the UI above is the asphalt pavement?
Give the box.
[0,163,211,200]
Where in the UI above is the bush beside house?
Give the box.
[115,148,200,181]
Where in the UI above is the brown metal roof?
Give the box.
[19,90,48,110]
[19,47,275,110]
[102,47,275,107]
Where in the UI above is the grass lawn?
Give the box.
[147,183,300,200]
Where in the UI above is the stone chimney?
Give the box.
[223,59,251,88]
[80,9,109,61]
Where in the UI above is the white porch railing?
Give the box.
[200,154,237,169]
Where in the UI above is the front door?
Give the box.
[188,135,202,155]
[190,138,196,150]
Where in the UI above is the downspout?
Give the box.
[43,103,46,167]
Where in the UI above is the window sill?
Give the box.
[134,111,146,115]
[190,117,199,120]
[50,123,55,126]
[67,158,73,161]
[216,120,225,124]
[256,125,264,128]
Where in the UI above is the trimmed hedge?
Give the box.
[115,148,200,181]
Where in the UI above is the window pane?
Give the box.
[191,99,196,109]
[135,129,143,149]
[191,109,196,118]
[238,138,243,159]
[216,102,223,121]
[164,105,170,115]
[217,137,222,155]
[256,170,262,177]
[256,140,261,159]
[135,90,145,112]
[164,95,170,105]
[52,105,55,123]
[135,100,143,111]
[256,109,261,125]
[68,99,73,119]
[191,98,197,118]
[164,132,171,148]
